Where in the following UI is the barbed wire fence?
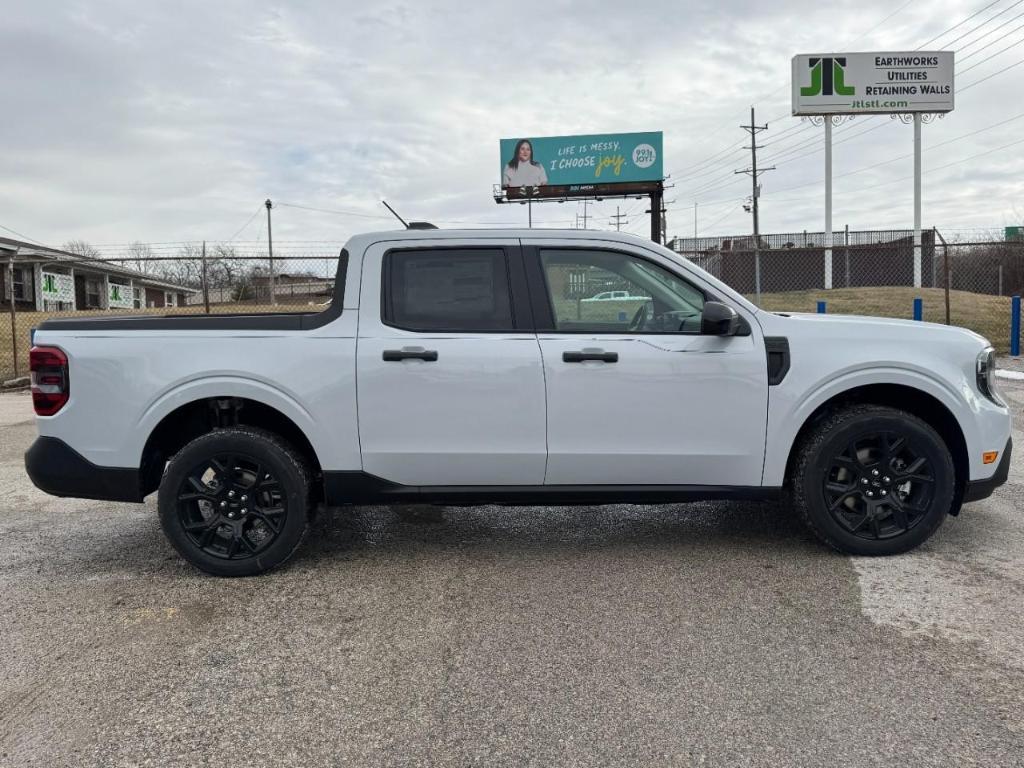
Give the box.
[3,230,1024,383]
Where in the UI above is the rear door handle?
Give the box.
[563,350,618,363]
[383,348,438,362]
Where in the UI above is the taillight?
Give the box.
[30,346,69,416]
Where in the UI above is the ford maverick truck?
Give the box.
[25,229,1011,575]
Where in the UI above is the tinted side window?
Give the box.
[385,249,514,331]
[539,249,705,334]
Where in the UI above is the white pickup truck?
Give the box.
[25,228,1011,576]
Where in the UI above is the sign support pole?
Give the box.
[824,117,833,290]
[913,113,922,288]
[649,185,663,244]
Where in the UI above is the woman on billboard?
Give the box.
[503,139,548,188]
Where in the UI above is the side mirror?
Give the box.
[701,301,739,336]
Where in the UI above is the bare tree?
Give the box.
[126,241,154,274]
[62,240,101,262]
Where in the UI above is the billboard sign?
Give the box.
[41,272,74,303]
[499,132,662,199]
[792,51,954,115]
[1007,226,1024,242]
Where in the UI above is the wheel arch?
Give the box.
[139,396,323,499]
[781,382,969,514]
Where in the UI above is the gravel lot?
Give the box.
[2,385,1023,767]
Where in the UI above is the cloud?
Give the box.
[0,0,1021,247]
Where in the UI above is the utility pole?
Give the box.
[694,202,698,242]
[610,206,628,232]
[735,107,774,303]
[265,199,276,306]
[578,200,591,230]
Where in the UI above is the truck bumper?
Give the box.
[25,437,143,502]
[963,437,1012,503]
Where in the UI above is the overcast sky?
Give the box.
[1,0,1022,251]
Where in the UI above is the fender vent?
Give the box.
[765,337,790,386]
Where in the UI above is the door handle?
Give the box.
[383,349,438,362]
[563,350,618,363]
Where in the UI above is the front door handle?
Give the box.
[563,350,618,363]
[383,348,438,362]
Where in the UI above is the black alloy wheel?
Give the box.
[176,452,287,560]
[158,426,311,576]
[822,431,936,540]
[791,405,955,556]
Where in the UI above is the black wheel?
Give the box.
[158,426,312,576]
[791,405,955,556]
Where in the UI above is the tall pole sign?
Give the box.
[792,52,955,288]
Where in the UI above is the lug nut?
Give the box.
[861,478,869,485]
[883,476,891,484]
[240,508,248,514]
[240,495,247,502]
[220,501,227,508]
[866,491,874,498]
[228,490,236,498]
[871,469,880,477]
[880,490,887,496]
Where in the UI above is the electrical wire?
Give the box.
[227,204,265,241]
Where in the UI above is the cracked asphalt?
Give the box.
[1,384,1023,767]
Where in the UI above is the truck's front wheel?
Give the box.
[158,427,312,576]
[791,405,955,556]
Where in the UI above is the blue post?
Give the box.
[1012,295,1021,357]
[913,297,923,321]
[817,301,826,314]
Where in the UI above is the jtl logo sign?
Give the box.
[801,57,855,97]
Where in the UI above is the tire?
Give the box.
[790,404,955,556]
[158,426,312,576]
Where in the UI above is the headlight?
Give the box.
[976,347,1005,406]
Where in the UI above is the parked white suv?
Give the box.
[25,229,1011,575]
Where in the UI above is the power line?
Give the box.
[0,223,48,246]
[957,33,1024,75]
[941,0,1023,49]
[960,54,1024,89]
[227,204,265,241]
[956,8,1024,56]
[844,0,917,47]
[916,0,1003,49]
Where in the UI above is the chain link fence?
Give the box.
[671,228,1024,354]
[1,244,342,382]
[4,230,1023,382]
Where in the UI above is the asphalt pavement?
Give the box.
[1,385,1023,767]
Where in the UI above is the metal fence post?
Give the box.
[1012,295,1020,357]
[844,224,850,288]
[934,228,950,325]
[201,240,210,314]
[913,297,923,321]
[7,251,18,379]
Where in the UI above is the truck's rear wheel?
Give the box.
[791,405,955,556]
[158,426,312,576]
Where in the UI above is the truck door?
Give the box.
[356,239,547,486]
[525,242,768,487]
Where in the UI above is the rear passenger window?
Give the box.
[384,249,514,331]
